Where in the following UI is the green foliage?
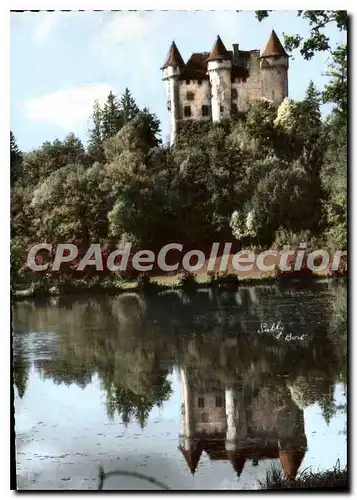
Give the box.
[272,228,322,251]
[11,74,346,289]
[101,91,123,140]
[321,112,347,250]
[178,272,197,291]
[10,131,23,186]
[254,10,347,59]
[30,162,111,243]
[21,133,88,187]
[322,44,348,123]
[259,461,347,490]
[230,209,256,241]
[87,101,106,164]
[119,87,140,121]
[87,89,161,166]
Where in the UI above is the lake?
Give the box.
[13,279,347,490]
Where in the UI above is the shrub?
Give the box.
[178,272,197,291]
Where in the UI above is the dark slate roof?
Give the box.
[261,30,288,58]
[178,49,250,81]
[179,443,203,475]
[161,41,185,69]
[207,35,230,62]
[178,52,210,80]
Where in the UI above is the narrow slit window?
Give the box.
[184,106,192,117]
[202,105,209,117]
[216,395,223,407]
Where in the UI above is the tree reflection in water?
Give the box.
[13,280,347,437]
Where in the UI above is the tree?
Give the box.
[141,107,162,148]
[322,43,348,123]
[119,87,140,121]
[21,133,88,187]
[253,10,347,59]
[10,131,23,186]
[101,91,123,141]
[30,162,111,244]
[321,118,347,249]
[87,90,162,164]
[87,101,106,164]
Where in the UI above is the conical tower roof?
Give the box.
[261,30,288,58]
[207,35,230,62]
[161,41,185,69]
[279,449,305,480]
[227,450,246,478]
[179,443,203,475]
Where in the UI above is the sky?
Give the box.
[10,10,346,152]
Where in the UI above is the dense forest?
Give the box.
[11,11,347,288]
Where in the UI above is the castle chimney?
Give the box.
[232,43,239,63]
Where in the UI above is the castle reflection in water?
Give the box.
[178,367,307,480]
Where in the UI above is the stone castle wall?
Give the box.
[168,52,287,124]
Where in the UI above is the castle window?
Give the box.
[184,105,192,117]
[167,100,171,111]
[215,395,223,407]
[272,90,275,101]
[198,397,205,408]
[197,79,202,85]
[231,103,238,115]
[186,91,194,101]
[202,105,209,117]
[186,79,191,85]
[231,88,238,99]
[220,105,224,113]
[201,412,209,423]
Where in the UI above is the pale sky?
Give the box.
[11,10,346,151]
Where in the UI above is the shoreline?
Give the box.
[12,272,346,302]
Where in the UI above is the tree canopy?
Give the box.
[11,59,347,287]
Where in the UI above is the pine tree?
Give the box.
[119,87,140,122]
[303,81,321,128]
[88,101,106,164]
[322,44,347,124]
[101,91,123,141]
[10,131,23,186]
[142,107,161,147]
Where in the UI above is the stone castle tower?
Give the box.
[161,31,289,145]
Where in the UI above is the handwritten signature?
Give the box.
[257,321,307,341]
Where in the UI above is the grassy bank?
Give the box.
[259,462,348,490]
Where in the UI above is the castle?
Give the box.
[161,31,289,145]
[178,367,307,480]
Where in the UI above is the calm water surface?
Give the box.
[13,280,347,490]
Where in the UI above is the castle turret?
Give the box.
[179,439,202,475]
[278,448,306,481]
[260,30,289,106]
[207,36,232,121]
[161,41,185,145]
[227,450,246,478]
